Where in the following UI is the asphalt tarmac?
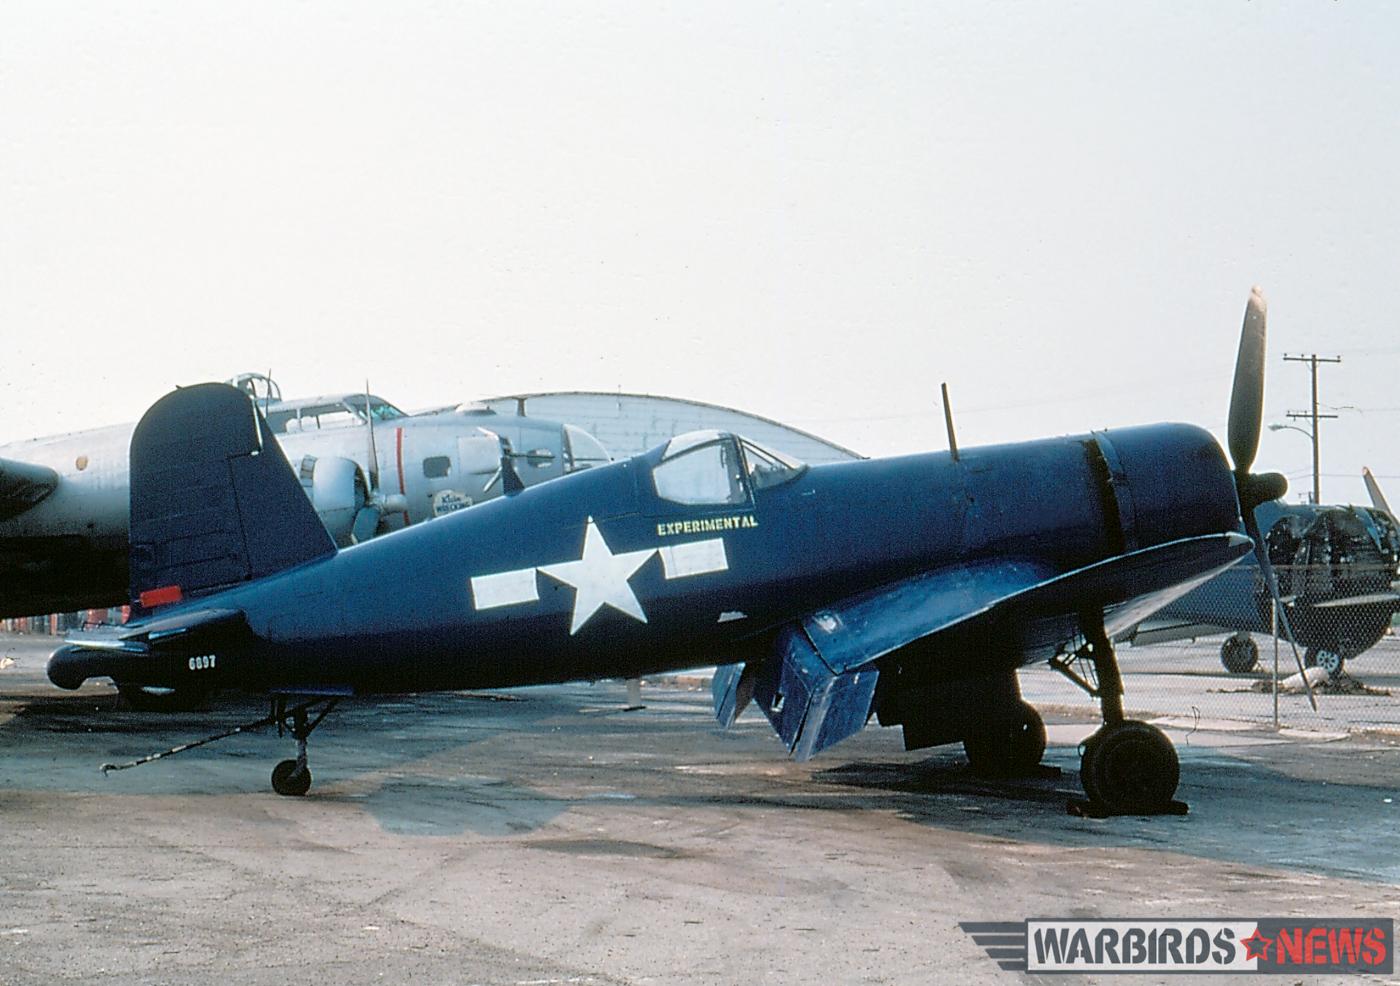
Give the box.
[2,633,1398,985]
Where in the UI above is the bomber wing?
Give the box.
[0,456,59,521]
[717,533,1252,761]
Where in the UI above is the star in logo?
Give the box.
[539,517,657,634]
[1241,927,1273,962]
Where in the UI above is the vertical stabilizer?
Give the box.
[129,383,335,610]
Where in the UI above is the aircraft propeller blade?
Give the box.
[1221,286,1312,704]
[1363,467,1393,516]
[364,382,381,492]
[1225,288,1288,512]
[1243,506,1317,710]
[1227,287,1268,478]
[350,505,381,545]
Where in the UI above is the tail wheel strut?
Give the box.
[270,698,338,797]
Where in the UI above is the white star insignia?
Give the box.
[538,517,657,634]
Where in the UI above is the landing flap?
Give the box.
[0,456,59,521]
[750,626,880,761]
[711,663,751,728]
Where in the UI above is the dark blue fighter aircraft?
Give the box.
[49,290,1289,815]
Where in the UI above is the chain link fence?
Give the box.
[1022,563,1400,734]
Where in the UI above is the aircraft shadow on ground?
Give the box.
[0,689,574,826]
[6,688,1398,885]
[804,747,1400,887]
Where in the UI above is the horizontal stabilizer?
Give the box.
[48,608,251,690]
[0,456,59,521]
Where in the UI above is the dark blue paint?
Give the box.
[51,385,1256,762]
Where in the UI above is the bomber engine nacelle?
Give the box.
[297,455,371,547]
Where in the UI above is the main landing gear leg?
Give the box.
[270,698,339,797]
[1050,613,1184,816]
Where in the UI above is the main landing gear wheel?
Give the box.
[1079,720,1180,815]
[1219,633,1259,674]
[963,701,1046,775]
[1050,610,1186,815]
[1304,647,1345,679]
[271,759,312,797]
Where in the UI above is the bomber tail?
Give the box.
[128,383,335,613]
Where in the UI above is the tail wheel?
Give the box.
[1080,720,1179,814]
[963,701,1046,776]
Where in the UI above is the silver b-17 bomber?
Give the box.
[0,372,612,622]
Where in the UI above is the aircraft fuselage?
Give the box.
[83,422,1241,697]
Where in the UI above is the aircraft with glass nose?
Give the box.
[49,289,1289,814]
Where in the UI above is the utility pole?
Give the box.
[1283,353,1341,504]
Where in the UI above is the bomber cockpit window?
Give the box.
[263,395,406,434]
[653,438,747,505]
[739,438,806,491]
[358,398,406,423]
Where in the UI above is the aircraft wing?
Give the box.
[1309,591,1400,609]
[0,456,59,521]
[717,532,1252,760]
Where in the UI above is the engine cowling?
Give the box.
[297,455,369,546]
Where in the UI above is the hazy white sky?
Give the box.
[3,2,1397,504]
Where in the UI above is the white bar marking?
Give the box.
[471,568,540,610]
[659,538,728,580]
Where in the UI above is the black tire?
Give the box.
[963,702,1047,776]
[271,759,311,797]
[116,682,207,713]
[1303,648,1345,679]
[1080,720,1179,814]
[1219,634,1259,674]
